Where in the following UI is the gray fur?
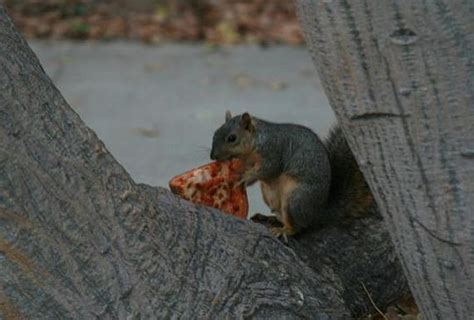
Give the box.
[211,113,331,231]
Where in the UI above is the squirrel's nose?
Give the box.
[210,149,216,160]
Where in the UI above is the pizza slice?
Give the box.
[168,159,248,219]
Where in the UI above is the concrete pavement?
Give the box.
[28,40,335,216]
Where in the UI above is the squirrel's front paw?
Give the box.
[271,226,295,244]
[238,174,258,187]
[238,167,259,187]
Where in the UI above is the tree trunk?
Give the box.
[296,1,473,319]
[0,6,408,319]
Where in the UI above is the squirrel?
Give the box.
[210,111,374,242]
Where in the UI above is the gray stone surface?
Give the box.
[28,40,335,216]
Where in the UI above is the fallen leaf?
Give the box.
[144,63,166,72]
[130,127,160,138]
[269,80,288,91]
[233,73,254,89]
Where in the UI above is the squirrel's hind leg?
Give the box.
[286,184,326,234]
[270,190,297,244]
[270,225,295,244]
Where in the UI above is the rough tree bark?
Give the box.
[296,1,473,319]
[0,6,408,319]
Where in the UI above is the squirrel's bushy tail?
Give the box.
[323,126,375,224]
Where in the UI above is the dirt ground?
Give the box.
[3,0,303,45]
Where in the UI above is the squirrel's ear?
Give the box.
[225,110,232,122]
[240,112,255,132]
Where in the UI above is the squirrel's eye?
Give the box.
[227,134,237,143]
